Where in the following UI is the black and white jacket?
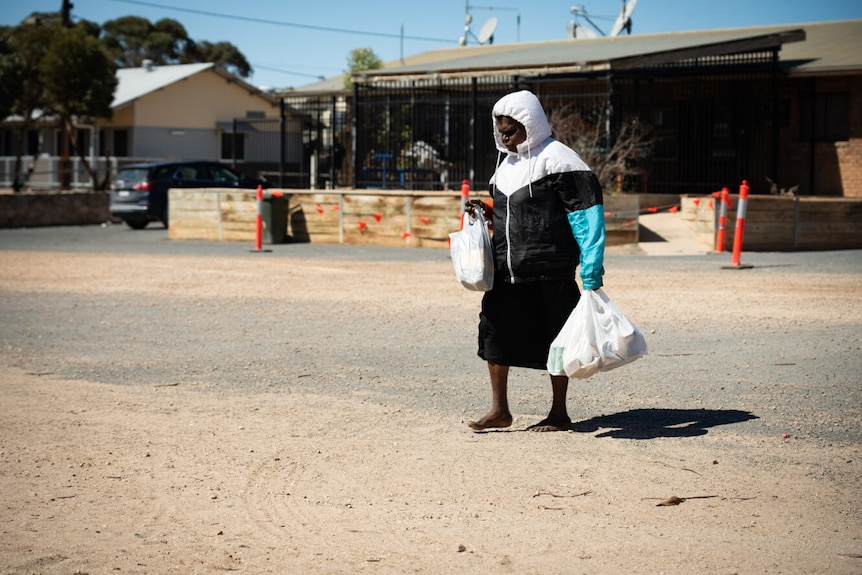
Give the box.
[488,90,606,289]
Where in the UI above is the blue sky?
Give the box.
[3,0,861,89]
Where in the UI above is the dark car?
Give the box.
[110,160,266,229]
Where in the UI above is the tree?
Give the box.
[344,47,383,90]
[187,40,251,78]
[546,104,653,194]
[41,25,117,188]
[0,34,23,123]
[2,14,117,191]
[3,11,251,191]
[102,16,190,67]
[3,19,55,191]
[101,16,251,78]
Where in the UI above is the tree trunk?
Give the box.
[66,117,98,191]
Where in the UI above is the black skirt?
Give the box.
[478,277,581,370]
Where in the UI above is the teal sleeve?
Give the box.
[567,204,606,290]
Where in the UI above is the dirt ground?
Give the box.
[1,231,861,574]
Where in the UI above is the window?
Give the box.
[55,129,89,155]
[27,130,39,156]
[0,129,11,155]
[801,93,849,142]
[221,132,245,160]
[75,129,89,153]
[114,130,129,156]
[174,164,202,181]
[208,164,241,184]
[151,165,173,180]
[101,129,129,157]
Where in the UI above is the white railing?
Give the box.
[0,156,160,191]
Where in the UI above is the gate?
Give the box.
[227,95,350,190]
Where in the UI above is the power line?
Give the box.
[108,0,453,44]
[252,64,326,81]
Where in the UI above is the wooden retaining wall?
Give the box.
[3,189,856,252]
[683,194,862,251]
[169,188,641,248]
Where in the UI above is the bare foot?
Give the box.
[467,411,513,430]
[527,416,572,432]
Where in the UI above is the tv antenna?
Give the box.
[460,2,520,46]
[568,0,638,39]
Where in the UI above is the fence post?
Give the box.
[338,193,344,244]
[249,185,271,253]
[715,187,730,253]
[405,195,412,240]
[217,190,223,241]
[255,185,263,251]
[460,179,470,230]
[731,180,749,266]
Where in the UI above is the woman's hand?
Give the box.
[464,199,485,213]
[465,199,493,220]
[464,199,493,229]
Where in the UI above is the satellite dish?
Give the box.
[477,17,498,44]
[609,0,638,37]
[567,22,598,39]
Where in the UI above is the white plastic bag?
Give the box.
[449,206,494,291]
[547,288,648,379]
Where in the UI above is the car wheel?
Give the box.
[124,218,149,230]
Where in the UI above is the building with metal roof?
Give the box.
[287,19,861,197]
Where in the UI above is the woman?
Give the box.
[466,90,606,432]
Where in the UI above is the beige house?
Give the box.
[0,61,285,189]
[100,61,281,163]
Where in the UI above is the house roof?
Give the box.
[777,19,862,73]
[112,62,279,109]
[363,19,861,81]
[113,62,214,108]
[289,18,861,92]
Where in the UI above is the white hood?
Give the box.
[491,90,553,156]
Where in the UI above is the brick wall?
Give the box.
[0,191,116,228]
[778,75,862,198]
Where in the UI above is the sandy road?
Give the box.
[1,225,861,574]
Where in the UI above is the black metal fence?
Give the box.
[353,77,501,191]
[612,50,781,195]
[352,76,619,193]
[235,50,818,196]
[225,96,349,190]
[231,79,615,193]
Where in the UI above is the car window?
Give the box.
[174,164,202,181]
[115,168,149,185]
[208,164,242,184]
[151,165,174,180]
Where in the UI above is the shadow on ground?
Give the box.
[637,223,666,243]
[571,408,758,439]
